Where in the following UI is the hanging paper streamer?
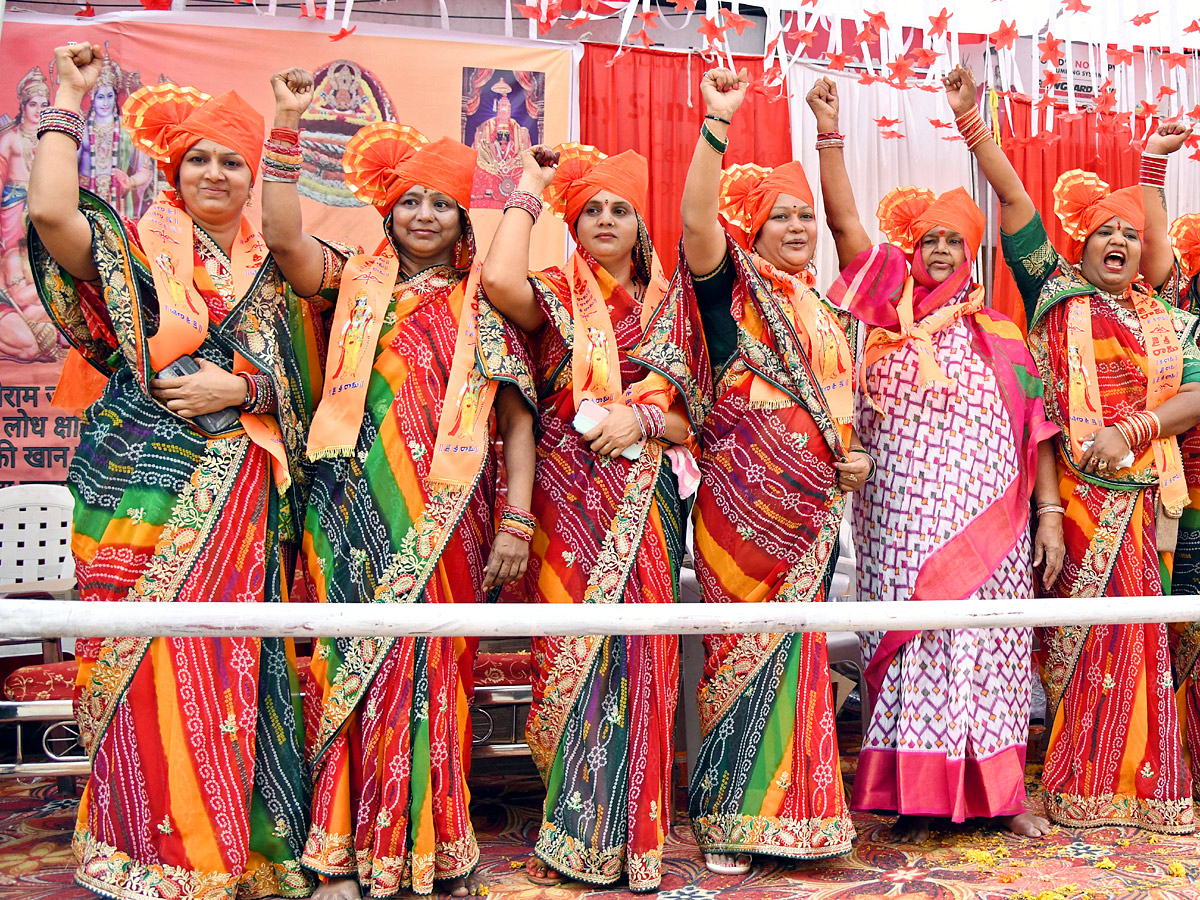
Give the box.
[487,0,1200,130]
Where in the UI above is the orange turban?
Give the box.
[877,185,986,259]
[718,161,815,248]
[1169,214,1200,280]
[122,84,264,185]
[342,123,477,216]
[1054,170,1145,263]
[545,143,648,235]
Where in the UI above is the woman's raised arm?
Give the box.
[479,146,557,333]
[680,67,747,277]
[807,76,872,269]
[1139,122,1194,288]
[260,68,327,297]
[943,64,1036,237]
[26,43,105,282]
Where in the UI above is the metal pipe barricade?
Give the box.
[2,596,1200,639]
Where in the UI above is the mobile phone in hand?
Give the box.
[156,355,241,434]
[571,399,643,461]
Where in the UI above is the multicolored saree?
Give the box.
[833,243,1056,823]
[1160,263,1200,801]
[1003,212,1200,832]
[300,244,535,897]
[29,189,327,899]
[687,236,856,861]
[524,246,708,892]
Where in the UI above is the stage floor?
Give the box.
[2,726,1199,899]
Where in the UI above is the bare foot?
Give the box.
[704,852,752,874]
[891,815,931,843]
[999,812,1052,837]
[312,878,361,900]
[525,857,568,886]
[441,869,488,897]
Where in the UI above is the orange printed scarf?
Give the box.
[1065,290,1187,515]
[138,196,290,491]
[569,248,667,410]
[750,254,854,425]
[307,247,400,460]
[428,262,496,487]
[859,276,985,413]
[308,250,494,487]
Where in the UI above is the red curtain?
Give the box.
[580,43,794,270]
[992,96,1149,332]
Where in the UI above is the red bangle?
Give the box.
[270,126,300,145]
[955,106,991,150]
[1140,152,1168,188]
[238,372,257,411]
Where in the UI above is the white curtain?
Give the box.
[787,60,1200,294]
[786,62,976,293]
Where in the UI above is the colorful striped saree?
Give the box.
[687,237,856,861]
[524,247,708,892]
[1162,265,1200,802]
[300,247,535,897]
[29,190,326,899]
[1003,212,1200,832]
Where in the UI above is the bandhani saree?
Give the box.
[29,190,328,899]
[524,247,708,892]
[687,236,856,861]
[1003,212,1200,832]
[835,244,1055,822]
[300,249,535,898]
[1160,264,1200,801]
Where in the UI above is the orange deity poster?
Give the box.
[0,13,574,481]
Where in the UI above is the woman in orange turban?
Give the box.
[1167,213,1200,805]
[481,144,709,890]
[811,73,1062,845]
[947,61,1200,833]
[26,45,326,899]
[1169,214,1200,313]
[676,67,866,874]
[261,71,536,900]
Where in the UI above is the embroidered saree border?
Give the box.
[76,436,249,757]
[525,442,665,776]
[310,474,481,768]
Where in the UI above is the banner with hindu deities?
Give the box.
[0,12,574,482]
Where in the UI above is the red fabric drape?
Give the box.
[992,96,1149,333]
[580,43,793,270]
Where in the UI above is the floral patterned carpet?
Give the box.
[2,724,1200,899]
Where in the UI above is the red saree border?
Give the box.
[853,746,1028,821]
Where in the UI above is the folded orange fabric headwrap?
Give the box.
[1170,213,1200,280]
[1054,169,1145,263]
[123,84,264,185]
[876,185,986,259]
[343,122,477,216]
[719,161,815,249]
[544,143,648,235]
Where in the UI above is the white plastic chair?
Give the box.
[829,515,856,602]
[0,483,79,794]
[0,483,76,661]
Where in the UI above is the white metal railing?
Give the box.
[2,596,1200,639]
